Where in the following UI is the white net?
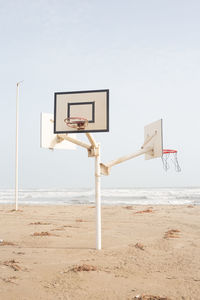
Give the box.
[162,151,181,172]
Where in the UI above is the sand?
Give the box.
[0,204,200,300]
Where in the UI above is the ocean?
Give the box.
[0,188,200,206]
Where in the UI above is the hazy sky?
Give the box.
[1,0,200,188]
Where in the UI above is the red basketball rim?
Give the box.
[64,116,88,129]
[163,149,177,154]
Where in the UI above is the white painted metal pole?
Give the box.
[95,144,101,250]
[15,83,20,210]
[15,81,23,210]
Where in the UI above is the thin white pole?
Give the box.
[95,144,101,250]
[15,81,23,211]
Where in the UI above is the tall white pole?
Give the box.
[95,144,101,250]
[15,81,23,211]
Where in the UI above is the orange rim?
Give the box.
[163,149,177,154]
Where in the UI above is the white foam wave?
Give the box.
[0,188,200,206]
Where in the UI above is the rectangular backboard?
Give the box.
[54,89,109,134]
[40,113,76,150]
[144,119,163,160]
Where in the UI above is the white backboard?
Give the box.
[40,113,76,150]
[54,89,109,134]
[144,119,163,160]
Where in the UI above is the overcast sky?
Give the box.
[1,0,200,189]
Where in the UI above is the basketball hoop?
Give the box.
[64,117,88,130]
[162,149,181,172]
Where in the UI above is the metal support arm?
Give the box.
[58,134,91,150]
[100,146,153,176]
[85,132,97,148]
[141,131,157,149]
[51,132,99,157]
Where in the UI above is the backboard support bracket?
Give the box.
[50,132,99,157]
[141,131,157,149]
[100,146,153,176]
[60,134,91,150]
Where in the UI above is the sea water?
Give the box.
[0,188,200,206]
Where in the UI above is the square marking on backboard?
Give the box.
[68,102,95,123]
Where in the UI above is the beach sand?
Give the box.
[0,204,200,300]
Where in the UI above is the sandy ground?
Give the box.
[0,204,200,300]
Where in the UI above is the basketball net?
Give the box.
[64,117,88,130]
[162,149,181,172]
